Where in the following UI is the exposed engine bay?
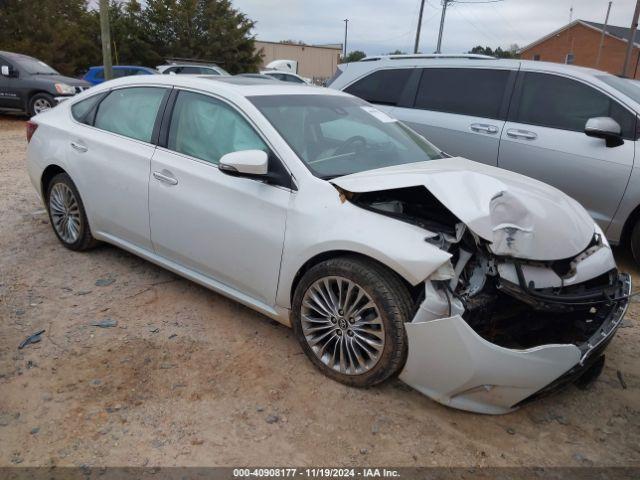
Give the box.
[349,185,626,353]
[331,158,631,414]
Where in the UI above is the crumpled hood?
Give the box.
[331,157,595,261]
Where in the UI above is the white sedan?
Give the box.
[26,75,630,414]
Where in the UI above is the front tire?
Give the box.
[291,256,413,387]
[46,173,97,251]
[29,93,55,116]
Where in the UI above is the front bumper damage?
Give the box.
[399,271,631,414]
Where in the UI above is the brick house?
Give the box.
[519,20,640,78]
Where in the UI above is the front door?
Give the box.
[498,72,635,231]
[149,90,290,305]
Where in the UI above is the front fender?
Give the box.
[276,189,453,309]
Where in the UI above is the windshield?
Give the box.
[249,94,443,179]
[12,54,58,75]
[596,74,640,105]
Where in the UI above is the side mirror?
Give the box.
[1,65,14,77]
[585,117,624,148]
[219,149,268,177]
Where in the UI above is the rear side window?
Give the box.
[167,91,267,164]
[71,94,105,124]
[514,72,636,139]
[415,68,510,119]
[94,87,166,142]
[344,69,413,106]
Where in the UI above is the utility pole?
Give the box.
[435,0,451,54]
[414,0,426,54]
[622,0,640,77]
[99,0,113,81]
[343,19,349,60]
[596,1,612,68]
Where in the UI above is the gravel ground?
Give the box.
[1,115,639,468]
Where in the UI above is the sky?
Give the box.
[231,0,640,55]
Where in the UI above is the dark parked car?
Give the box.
[83,65,157,85]
[0,51,90,116]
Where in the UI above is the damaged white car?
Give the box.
[26,76,631,414]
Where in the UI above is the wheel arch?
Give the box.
[41,164,67,200]
[26,89,55,113]
[620,202,640,247]
[288,250,422,308]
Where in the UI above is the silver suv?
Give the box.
[329,55,640,263]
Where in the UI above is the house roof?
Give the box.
[520,19,640,52]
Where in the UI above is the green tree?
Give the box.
[342,50,366,63]
[469,44,518,59]
[143,0,262,73]
[0,0,99,76]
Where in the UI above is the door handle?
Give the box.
[153,170,178,185]
[70,141,88,153]
[506,129,537,140]
[470,123,499,134]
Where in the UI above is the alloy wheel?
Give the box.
[301,276,385,375]
[33,98,52,114]
[49,183,81,244]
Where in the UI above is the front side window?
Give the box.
[94,87,166,142]
[415,68,510,119]
[515,72,636,138]
[344,69,413,106]
[250,94,443,179]
[167,91,267,164]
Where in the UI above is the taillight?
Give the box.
[26,121,38,143]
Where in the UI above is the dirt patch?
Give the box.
[1,115,639,467]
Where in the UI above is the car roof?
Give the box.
[341,56,611,79]
[161,63,220,68]
[0,51,38,60]
[90,65,154,70]
[85,74,347,98]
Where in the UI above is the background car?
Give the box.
[24,75,629,414]
[235,73,281,82]
[83,65,157,85]
[260,70,310,84]
[328,55,640,264]
[0,50,89,116]
[157,61,229,76]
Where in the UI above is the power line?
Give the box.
[435,0,505,53]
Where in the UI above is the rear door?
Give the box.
[391,67,516,166]
[67,86,170,250]
[498,71,635,230]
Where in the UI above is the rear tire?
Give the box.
[291,255,413,388]
[28,93,55,117]
[45,173,98,251]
